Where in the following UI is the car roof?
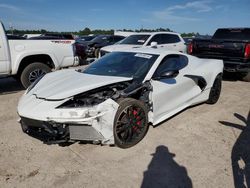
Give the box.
[129,32,180,36]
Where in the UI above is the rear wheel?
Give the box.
[20,63,51,88]
[114,98,149,148]
[207,74,222,104]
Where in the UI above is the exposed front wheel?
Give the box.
[207,74,222,104]
[20,63,51,88]
[114,98,149,148]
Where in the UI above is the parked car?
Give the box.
[100,32,186,57]
[188,28,250,81]
[74,39,88,61]
[43,33,74,40]
[78,35,97,42]
[86,35,125,58]
[7,34,26,40]
[28,35,63,40]
[29,33,74,40]
[23,34,41,38]
[0,22,79,88]
[18,47,223,148]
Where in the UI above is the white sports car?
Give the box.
[17,48,223,148]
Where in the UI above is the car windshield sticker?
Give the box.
[135,53,152,59]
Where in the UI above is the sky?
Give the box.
[0,0,249,35]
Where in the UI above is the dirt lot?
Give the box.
[0,76,249,188]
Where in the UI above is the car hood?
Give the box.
[101,44,142,52]
[31,69,132,100]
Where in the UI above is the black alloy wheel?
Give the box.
[207,74,222,104]
[114,98,149,148]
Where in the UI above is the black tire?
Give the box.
[241,72,250,82]
[114,98,149,149]
[20,63,51,89]
[94,48,100,58]
[207,74,222,104]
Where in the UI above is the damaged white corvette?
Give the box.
[17,48,223,148]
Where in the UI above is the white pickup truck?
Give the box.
[0,22,79,88]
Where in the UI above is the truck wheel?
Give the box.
[241,72,250,82]
[113,98,149,148]
[207,74,222,104]
[20,63,51,88]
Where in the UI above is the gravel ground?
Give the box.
[0,76,249,188]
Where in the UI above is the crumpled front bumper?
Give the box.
[20,117,105,144]
[18,96,119,145]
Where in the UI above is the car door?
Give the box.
[149,34,185,52]
[151,54,202,124]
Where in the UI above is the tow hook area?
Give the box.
[20,117,70,144]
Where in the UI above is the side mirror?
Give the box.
[153,70,179,80]
[150,41,158,48]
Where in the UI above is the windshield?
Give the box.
[83,52,158,80]
[119,34,150,45]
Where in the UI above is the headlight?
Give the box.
[26,75,44,94]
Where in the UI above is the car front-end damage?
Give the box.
[18,80,153,145]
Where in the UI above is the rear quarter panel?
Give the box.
[188,55,223,88]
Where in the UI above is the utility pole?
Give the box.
[9,22,14,35]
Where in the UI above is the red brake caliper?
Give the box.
[132,109,141,132]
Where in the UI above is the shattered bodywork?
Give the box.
[18,70,153,145]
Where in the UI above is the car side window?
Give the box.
[148,34,181,45]
[107,36,113,43]
[153,55,188,78]
[113,36,124,42]
[161,34,181,44]
[148,34,163,45]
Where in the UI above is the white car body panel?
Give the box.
[17,48,223,145]
[30,69,132,100]
[18,94,118,143]
[101,44,142,52]
[0,21,78,76]
[151,75,202,124]
[0,23,11,75]
[8,40,77,75]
